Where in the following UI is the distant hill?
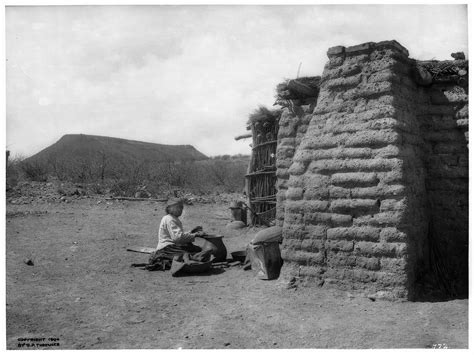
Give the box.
[26,134,208,165]
[16,134,250,192]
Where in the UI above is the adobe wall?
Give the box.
[275,107,313,226]
[416,72,469,297]
[278,40,468,300]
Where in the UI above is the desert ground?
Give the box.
[5,182,468,349]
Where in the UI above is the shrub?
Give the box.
[109,179,137,197]
[6,153,21,190]
[19,160,49,182]
[14,152,249,196]
[89,183,105,195]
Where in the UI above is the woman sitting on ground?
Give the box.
[146,198,210,270]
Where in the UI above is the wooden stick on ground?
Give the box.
[126,246,156,254]
[106,197,168,202]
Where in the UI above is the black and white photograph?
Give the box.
[3,1,470,350]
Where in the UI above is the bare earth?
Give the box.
[5,194,468,349]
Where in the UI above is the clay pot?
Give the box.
[229,201,247,225]
[201,235,228,262]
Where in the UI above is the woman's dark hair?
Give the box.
[166,202,183,216]
[166,204,182,215]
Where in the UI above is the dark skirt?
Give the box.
[146,243,210,271]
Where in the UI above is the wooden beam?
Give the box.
[235,133,252,141]
[126,246,156,254]
[252,140,278,150]
[249,201,277,205]
[245,171,276,177]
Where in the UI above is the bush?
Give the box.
[6,163,19,190]
[56,187,66,196]
[14,153,250,196]
[89,183,105,195]
[19,160,49,182]
[109,179,138,197]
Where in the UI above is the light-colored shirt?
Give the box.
[156,214,195,250]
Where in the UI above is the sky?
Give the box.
[5,4,469,158]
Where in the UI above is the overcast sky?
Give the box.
[5,4,468,158]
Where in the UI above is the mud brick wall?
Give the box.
[416,79,469,296]
[275,107,313,227]
[387,54,431,298]
[280,41,443,299]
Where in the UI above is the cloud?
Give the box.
[6,5,468,158]
[38,97,52,106]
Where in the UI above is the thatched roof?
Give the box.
[414,58,468,86]
[275,76,321,101]
[247,106,282,127]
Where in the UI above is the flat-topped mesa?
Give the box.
[275,40,468,300]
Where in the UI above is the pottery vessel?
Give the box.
[201,235,227,262]
[229,201,247,225]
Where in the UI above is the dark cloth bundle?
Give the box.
[144,243,212,275]
[169,253,213,276]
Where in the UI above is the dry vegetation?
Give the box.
[7,134,249,199]
[7,152,250,199]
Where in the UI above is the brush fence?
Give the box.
[246,116,279,225]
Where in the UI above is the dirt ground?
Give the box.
[5,191,469,349]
